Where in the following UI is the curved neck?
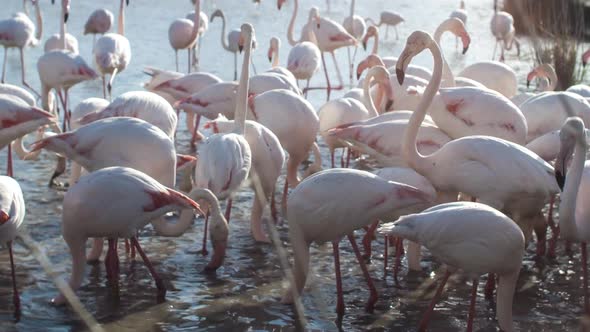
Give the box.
[559,139,587,240]
[349,0,355,18]
[545,68,558,91]
[233,30,253,135]
[216,14,231,51]
[403,40,443,174]
[34,0,43,42]
[433,23,456,87]
[371,31,379,54]
[151,209,195,236]
[60,2,66,49]
[13,129,44,160]
[496,271,519,332]
[362,72,379,117]
[272,45,280,67]
[286,0,300,46]
[118,0,125,35]
[191,0,200,41]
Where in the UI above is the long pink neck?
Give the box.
[371,31,379,54]
[191,0,201,43]
[403,39,443,175]
[559,136,587,241]
[433,21,456,87]
[117,0,125,35]
[286,0,300,46]
[234,29,253,135]
[496,271,518,332]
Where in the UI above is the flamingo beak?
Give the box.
[126,0,129,6]
[64,11,69,23]
[396,68,405,85]
[0,210,9,225]
[555,170,565,191]
[526,70,537,89]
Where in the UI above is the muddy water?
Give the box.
[0,0,587,331]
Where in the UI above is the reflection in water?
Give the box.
[0,0,586,331]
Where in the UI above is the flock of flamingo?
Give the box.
[2,0,590,330]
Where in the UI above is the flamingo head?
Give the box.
[277,0,286,10]
[238,23,255,53]
[176,154,197,171]
[61,0,71,23]
[362,25,378,51]
[367,65,393,111]
[555,116,587,191]
[268,37,280,63]
[0,210,9,225]
[210,9,223,22]
[204,213,229,272]
[357,54,383,80]
[396,30,432,85]
[526,64,555,89]
[0,97,56,148]
[308,7,320,28]
[446,18,470,55]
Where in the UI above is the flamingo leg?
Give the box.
[348,233,378,313]
[187,48,191,74]
[548,195,559,257]
[383,235,388,279]
[332,240,345,319]
[385,25,389,39]
[102,76,107,99]
[393,237,403,284]
[303,52,332,101]
[7,143,13,177]
[87,238,104,263]
[233,52,238,81]
[583,242,589,314]
[270,190,278,224]
[466,278,479,332]
[304,79,310,98]
[395,26,399,40]
[484,273,495,298]
[347,47,353,85]
[362,221,379,260]
[340,148,345,168]
[281,178,289,218]
[224,198,233,222]
[330,150,335,168]
[19,48,40,98]
[330,52,344,92]
[201,211,209,256]
[418,270,451,332]
[190,115,203,148]
[57,89,70,132]
[1,47,6,83]
[345,148,351,168]
[130,236,166,300]
[124,238,130,254]
[492,40,498,60]
[8,241,20,320]
[175,50,179,72]
[106,238,120,287]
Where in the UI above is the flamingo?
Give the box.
[554,116,590,314]
[490,5,520,62]
[278,0,321,93]
[342,0,366,84]
[266,37,298,89]
[142,66,184,104]
[360,26,432,81]
[396,30,558,256]
[246,89,319,189]
[44,0,78,54]
[458,60,518,98]
[282,168,434,319]
[0,94,55,177]
[279,1,356,100]
[78,91,178,138]
[168,0,202,72]
[50,166,207,305]
[83,8,114,46]
[0,83,35,106]
[449,0,467,50]
[192,23,254,228]
[0,0,43,94]
[174,81,239,123]
[0,176,25,319]
[209,9,257,80]
[94,0,131,100]
[204,117,285,242]
[567,84,590,98]
[378,202,524,332]
[365,11,404,40]
[37,50,98,132]
[185,5,208,72]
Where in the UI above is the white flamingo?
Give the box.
[83,8,114,46]
[0,176,25,319]
[44,0,78,54]
[342,0,365,84]
[378,201,524,332]
[365,11,404,40]
[94,0,131,100]
[168,0,203,72]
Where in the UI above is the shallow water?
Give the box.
[0,0,588,331]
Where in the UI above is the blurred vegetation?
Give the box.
[505,0,586,89]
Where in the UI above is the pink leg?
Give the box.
[130,237,166,300]
[583,242,589,314]
[190,115,202,148]
[345,148,351,168]
[362,221,378,260]
[330,150,335,169]
[8,241,20,320]
[547,195,559,257]
[201,212,209,256]
[484,273,495,299]
[7,144,13,177]
[281,179,289,220]
[418,270,451,332]
[332,240,345,318]
[348,233,378,313]
[535,221,547,256]
[303,52,331,101]
[466,278,479,332]
[383,235,389,279]
[224,198,233,222]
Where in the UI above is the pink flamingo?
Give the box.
[0,176,25,319]
[44,0,78,54]
[0,0,43,95]
[365,11,404,40]
[342,0,365,84]
[50,166,206,305]
[83,8,114,46]
[168,0,202,72]
[283,168,434,320]
[379,201,524,332]
[94,0,131,99]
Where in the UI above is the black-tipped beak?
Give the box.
[362,41,367,50]
[317,23,320,28]
[584,61,588,68]
[356,72,361,80]
[462,45,468,55]
[396,68,405,85]
[555,170,565,191]
[268,55,272,62]
[51,0,55,4]
[239,45,243,53]
[126,0,129,6]
[278,2,282,10]
[64,12,69,23]
[526,80,531,89]
[385,99,394,111]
